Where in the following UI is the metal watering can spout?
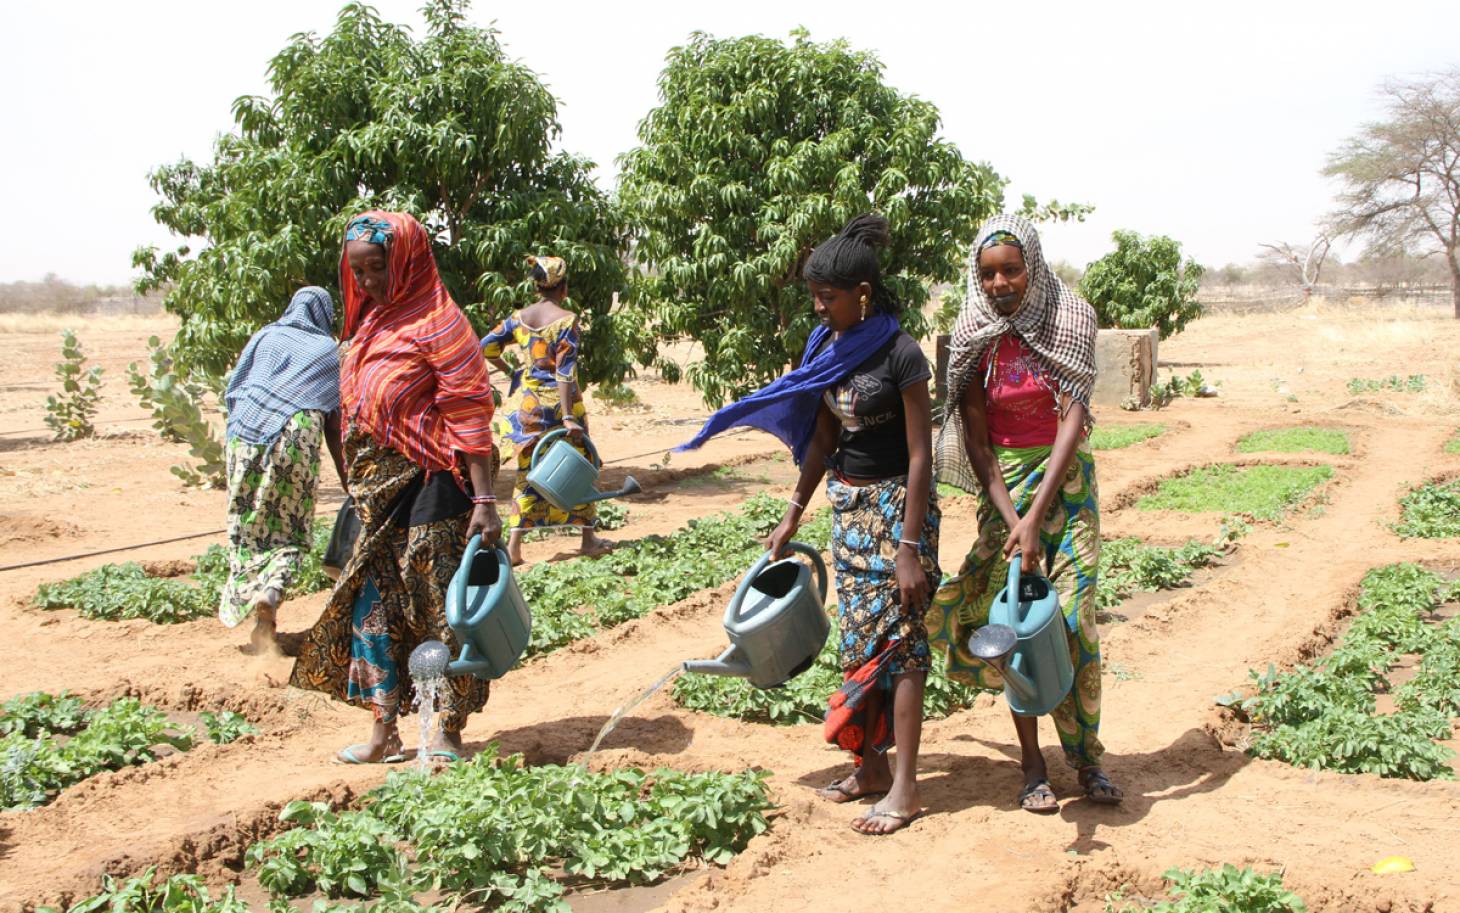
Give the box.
[682,644,754,679]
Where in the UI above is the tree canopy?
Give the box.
[134,0,631,383]
[1080,231,1204,339]
[617,30,1008,407]
[1325,69,1460,317]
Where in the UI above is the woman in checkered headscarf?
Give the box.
[926,215,1122,813]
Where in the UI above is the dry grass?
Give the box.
[0,314,177,335]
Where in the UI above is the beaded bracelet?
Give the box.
[471,495,497,504]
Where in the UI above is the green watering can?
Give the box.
[525,428,641,513]
[965,555,1074,716]
[408,535,531,682]
[682,542,830,689]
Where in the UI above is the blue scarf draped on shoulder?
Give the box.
[676,312,900,465]
[225,286,342,445]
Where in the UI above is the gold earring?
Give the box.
[860,296,869,320]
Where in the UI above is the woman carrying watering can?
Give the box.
[290,211,501,765]
[680,214,940,836]
[480,255,615,566]
[928,215,1122,812]
[220,287,347,653]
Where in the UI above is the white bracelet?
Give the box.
[789,497,805,511]
[898,538,920,549]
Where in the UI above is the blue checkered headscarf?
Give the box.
[225,287,341,444]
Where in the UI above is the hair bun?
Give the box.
[839,213,891,249]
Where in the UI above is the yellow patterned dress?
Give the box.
[480,312,595,530]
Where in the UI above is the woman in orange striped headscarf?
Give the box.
[291,211,500,765]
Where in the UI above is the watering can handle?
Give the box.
[528,427,600,471]
[448,534,513,630]
[1007,554,1022,609]
[723,541,828,627]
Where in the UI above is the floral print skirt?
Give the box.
[926,442,1105,769]
[219,410,322,627]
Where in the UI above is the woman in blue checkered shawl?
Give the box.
[221,286,346,651]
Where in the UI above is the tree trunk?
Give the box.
[1453,264,1460,319]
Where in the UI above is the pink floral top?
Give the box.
[981,334,1060,448]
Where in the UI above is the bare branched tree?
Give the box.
[1257,237,1332,302]
[1324,69,1460,317]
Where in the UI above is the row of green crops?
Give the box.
[518,492,831,657]
[1394,478,1460,539]
[1097,537,1224,611]
[1137,464,1333,520]
[32,526,333,624]
[41,748,772,913]
[1090,423,1166,450]
[1106,865,1306,913]
[673,617,978,724]
[1236,426,1350,455]
[1,694,195,810]
[1221,564,1460,780]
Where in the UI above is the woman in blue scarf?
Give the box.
[222,286,346,652]
[681,214,939,835]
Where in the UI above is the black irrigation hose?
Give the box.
[0,427,760,575]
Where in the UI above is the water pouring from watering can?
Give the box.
[587,542,832,760]
[963,554,1074,716]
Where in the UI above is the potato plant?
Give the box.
[517,493,829,657]
[33,524,333,624]
[674,617,977,724]
[1,696,194,810]
[246,747,773,911]
[1107,864,1306,913]
[1392,478,1460,539]
[1222,564,1460,780]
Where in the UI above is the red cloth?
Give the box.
[339,211,494,472]
[824,643,897,762]
[982,334,1060,448]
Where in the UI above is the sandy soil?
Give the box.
[2,302,1459,913]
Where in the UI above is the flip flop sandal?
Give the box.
[1018,779,1060,814]
[1081,770,1124,805]
[853,808,924,835]
[817,780,887,803]
[334,744,407,765]
[427,749,462,763]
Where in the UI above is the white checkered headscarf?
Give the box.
[934,215,1098,493]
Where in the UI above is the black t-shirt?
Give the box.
[816,330,931,479]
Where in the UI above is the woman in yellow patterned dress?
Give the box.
[481,256,615,565]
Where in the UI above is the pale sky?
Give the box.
[2,0,1456,286]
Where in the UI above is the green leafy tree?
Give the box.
[1325,69,1460,318]
[617,30,1009,406]
[134,0,631,385]
[1079,230,1205,339]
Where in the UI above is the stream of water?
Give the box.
[583,664,684,759]
[412,674,444,772]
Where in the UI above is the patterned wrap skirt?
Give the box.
[219,410,323,627]
[824,475,941,759]
[289,429,490,729]
[926,442,1105,769]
